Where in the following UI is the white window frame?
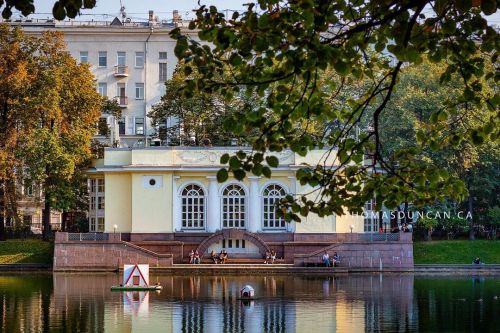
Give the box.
[135,51,144,68]
[135,117,144,135]
[180,183,206,230]
[159,62,168,81]
[117,51,126,66]
[221,183,247,229]
[364,198,379,232]
[98,51,107,67]
[262,183,287,230]
[79,51,88,64]
[135,83,144,100]
[98,82,107,97]
[159,52,167,60]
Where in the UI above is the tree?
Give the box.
[149,62,249,146]
[0,25,101,240]
[487,206,500,240]
[171,1,499,221]
[360,59,497,238]
[0,0,96,20]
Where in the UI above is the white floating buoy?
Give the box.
[240,285,255,299]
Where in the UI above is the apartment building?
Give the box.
[10,11,189,148]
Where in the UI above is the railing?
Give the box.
[68,233,109,241]
[360,233,400,241]
[114,96,128,106]
[114,65,129,76]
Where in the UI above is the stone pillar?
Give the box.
[288,176,297,233]
[206,176,220,232]
[173,176,182,231]
[248,176,261,233]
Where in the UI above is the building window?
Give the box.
[364,198,379,232]
[159,63,168,81]
[262,184,287,229]
[90,196,96,210]
[97,196,104,210]
[80,51,88,63]
[135,51,144,68]
[98,51,107,67]
[135,83,144,100]
[23,215,32,225]
[181,184,205,229]
[98,83,107,97]
[97,179,104,193]
[90,217,96,231]
[135,118,144,135]
[117,52,126,66]
[118,118,125,135]
[90,179,96,193]
[97,217,105,232]
[159,52,167,60]
[222,184,246,228]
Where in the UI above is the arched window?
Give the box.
[263,184,287,229]
[222,184,246,228]
[181,184,205,229]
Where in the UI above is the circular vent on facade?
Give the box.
[149,178,156,186]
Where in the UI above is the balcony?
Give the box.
[114,96,128,108]
[114,65,129,77]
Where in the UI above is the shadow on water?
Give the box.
[0,273,499,332]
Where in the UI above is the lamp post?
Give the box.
[349,224,354,233]
[113,224,118,234]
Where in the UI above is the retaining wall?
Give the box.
[53,233,173,271]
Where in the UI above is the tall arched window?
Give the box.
[181,184,205,229]
[263,184,287,229]
[222,184,246,228]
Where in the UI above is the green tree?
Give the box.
[0,25,101,240]
[487,206,500,240]
[171,0,499,221]
[362,59,497,239]
[149,62,247,146]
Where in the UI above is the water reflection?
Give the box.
[1,273,499,332]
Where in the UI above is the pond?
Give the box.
[1,273,499,332]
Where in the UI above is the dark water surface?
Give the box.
[0,273,499,332]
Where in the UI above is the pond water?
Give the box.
[0,273,499,332]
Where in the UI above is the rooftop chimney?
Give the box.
[173,10,182,24]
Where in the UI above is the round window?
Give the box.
[149,178,156,186]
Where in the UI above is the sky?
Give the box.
[14,1,500,26]
[25,0,251,21]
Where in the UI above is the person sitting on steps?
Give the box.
[332,252,340,267]
[264,251,271,264]
[189,250,195,264]
[322,252,330,267]
[270,250,277,264]
[211,250,218,264]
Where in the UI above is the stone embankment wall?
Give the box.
[53,233,173,271]
[293,232,413,269]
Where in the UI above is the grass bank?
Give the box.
[413,240,500,264]
[0,239,53,265]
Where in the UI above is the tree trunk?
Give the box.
[61,211,68,232]
[468,192,475,240]
[427,228,433,241]
[42,195,52,241]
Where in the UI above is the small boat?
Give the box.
[111,285,162,291]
